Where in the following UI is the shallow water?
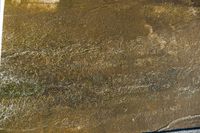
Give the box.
[1,0,200,132]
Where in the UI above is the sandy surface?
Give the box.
[1,0,200,132]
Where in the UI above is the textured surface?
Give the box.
[1,0,200,132]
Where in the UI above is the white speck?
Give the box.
[77,126,82,130]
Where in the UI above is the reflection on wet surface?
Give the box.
[11,0,60,11]
[1,0,200,132]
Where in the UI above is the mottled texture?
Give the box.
[1,0,200,132]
